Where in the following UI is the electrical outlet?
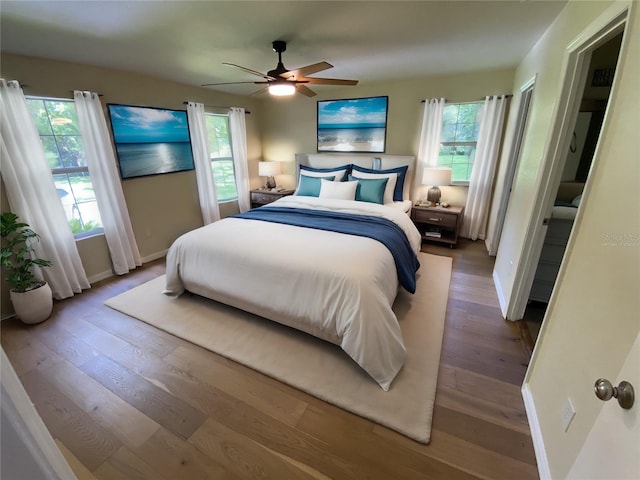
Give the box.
[561,397,576,432]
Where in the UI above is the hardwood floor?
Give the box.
[1,239,538,479]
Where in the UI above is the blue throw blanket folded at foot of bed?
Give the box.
[233,206,420,293]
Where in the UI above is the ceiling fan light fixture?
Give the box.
[268,82,296,96]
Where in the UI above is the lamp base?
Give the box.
[265,176,276,189]
[427,186,441,205]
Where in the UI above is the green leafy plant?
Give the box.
[0,212,53,292]
[69,218,99,234]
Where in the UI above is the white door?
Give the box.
[566,334,640,479]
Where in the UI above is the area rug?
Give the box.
[104,252,451,443]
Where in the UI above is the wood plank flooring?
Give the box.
[1,239,538,479]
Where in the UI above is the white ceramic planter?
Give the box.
[10,282,53,324]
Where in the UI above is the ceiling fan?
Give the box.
[202,40,358,97]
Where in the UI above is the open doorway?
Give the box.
[523,32,624,349]
[489,78,536,257]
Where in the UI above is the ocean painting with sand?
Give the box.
[317,96,388,153]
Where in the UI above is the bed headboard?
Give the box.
[294,153,416,200]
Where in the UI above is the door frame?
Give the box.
[505,5,629,322]
[518,3,632,477]
[487,76,536,256]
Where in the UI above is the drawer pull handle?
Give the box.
[428,217,441,222]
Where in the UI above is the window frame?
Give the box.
[205,113,238,203]
[26,96,104,239]
[438,101,484,186]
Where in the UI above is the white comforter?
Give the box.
[164,196,422,390]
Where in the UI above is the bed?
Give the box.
[529,182,584,303]
[164,154,421,390]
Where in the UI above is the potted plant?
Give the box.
[1,212,54,324]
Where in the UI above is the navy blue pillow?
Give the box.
[348,175,388,204]
[299,164,351,181]
[351,164,408,202]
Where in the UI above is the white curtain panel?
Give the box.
[186,102,220,225]
[461,95,508,240]
[73,91,141,275]
[414,98,445,199]
[0,80,90,298]
[229,107,251,213]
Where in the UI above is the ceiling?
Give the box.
[1,1,567,97]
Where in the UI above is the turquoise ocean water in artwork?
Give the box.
[115,142,194,179]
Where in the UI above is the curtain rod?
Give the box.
[421,94,512,103]
[182,101,251,114]
[70,90,103,96]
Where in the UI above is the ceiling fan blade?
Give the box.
[223,62,276,81]
[302,78,359,86]
[281,61,333,79]
[296,84,317,97]
[201,81,259,86]
[250,86,269,96]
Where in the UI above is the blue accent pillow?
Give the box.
[299,164,351,181]
[351,164,408,201]
[349,175,389,204]
[295,175,335,197]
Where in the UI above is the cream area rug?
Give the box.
[105,252,452,443]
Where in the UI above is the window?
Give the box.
[26,97,103,238]
[205,114,237,202]
[438,102,483,183]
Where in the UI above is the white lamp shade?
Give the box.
[422,167,452,187]
[258,161,282,177]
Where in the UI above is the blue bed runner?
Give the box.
[233,206,420,293]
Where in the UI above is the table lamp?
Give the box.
[422,167,452,205]
[258,161,281,189]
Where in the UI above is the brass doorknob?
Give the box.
[594,378,635,409]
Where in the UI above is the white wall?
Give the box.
[492,0,615,313]
[522,1,639,477]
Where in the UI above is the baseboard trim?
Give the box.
[2,251,168,321]
[492,269,508,319]
[86,250,167,285]
[141,249,167,264]
[87,270,114,285]
[521,384,550,480]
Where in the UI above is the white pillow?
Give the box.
[350,171,397,204]
[319,179,358,200]
[572,194,582,207]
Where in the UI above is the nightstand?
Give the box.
[250,189,295,208]
[411,205,464,247]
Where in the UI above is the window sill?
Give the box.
[74,228,105,241]
[450,181,470,187]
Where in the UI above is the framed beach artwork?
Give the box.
[107,104,194,179]
[317,96,388,153]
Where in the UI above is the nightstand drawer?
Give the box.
[412,209,458,228]
[250,189,295,208]
[251,192,275,204]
